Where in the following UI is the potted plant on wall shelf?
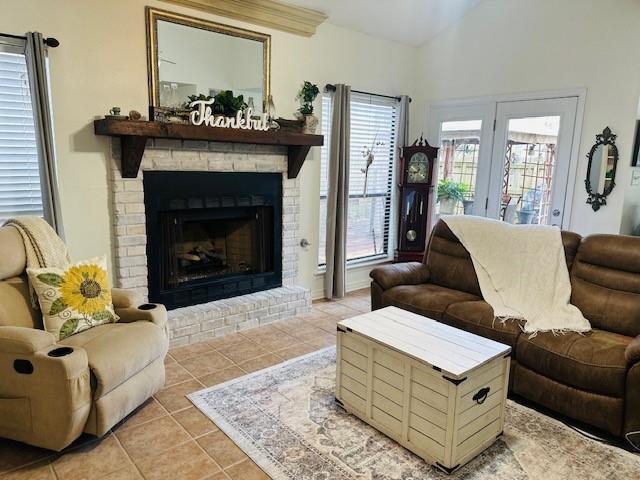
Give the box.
[296,81,320,134]
[437,179,469,215]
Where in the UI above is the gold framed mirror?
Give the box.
[146,7,271,113]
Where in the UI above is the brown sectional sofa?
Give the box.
[370,220,640,439]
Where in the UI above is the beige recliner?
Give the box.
[0,226,169,451]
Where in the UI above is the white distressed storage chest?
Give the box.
[336,306,511,474]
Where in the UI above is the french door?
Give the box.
[428,96,579,227]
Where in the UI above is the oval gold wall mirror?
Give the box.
[585,127,618,211]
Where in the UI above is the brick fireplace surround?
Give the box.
[109,138,311,347]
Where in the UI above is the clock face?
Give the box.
[407,152,429,183]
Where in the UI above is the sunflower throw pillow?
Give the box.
[27,256,119,340]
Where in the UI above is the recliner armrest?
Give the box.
[0,326,55,354]
[115,303,168,330]
[626,336,640,365]
[370,262,430,291]
[111,288,144,308]
[0,326,91,451]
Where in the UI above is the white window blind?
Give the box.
[0,40,44,222]
[319,91,399,266]
[318,95,332,265]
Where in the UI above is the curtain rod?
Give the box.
[324,83,411,103]
[0,32,60,47]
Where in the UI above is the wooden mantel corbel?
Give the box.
[94,119,323,179]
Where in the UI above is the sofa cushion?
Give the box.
[515,329,630,397]
[561,231,582,271]
[424,222,482,296]
[513,363,624,436]
[570,234,640,337]
[424,221,582,299]
[0,276,42,329]
[381,283,480,320]
[60,321,167,399]
[442,301,524,349]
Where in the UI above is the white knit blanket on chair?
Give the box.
[442,215,590,335]
[4,216,70,308]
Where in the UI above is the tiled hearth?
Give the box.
[0,290,371,480]
[109,138,311,347]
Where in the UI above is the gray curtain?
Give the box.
[25,32,64,237]
[324,84,351,299]
[395,95,411,244]
[397,95,410,148]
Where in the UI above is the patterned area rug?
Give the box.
[189,347,639,479]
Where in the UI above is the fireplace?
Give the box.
[144,171,282,309]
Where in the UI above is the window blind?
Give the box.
[319,91,399,266]
[318,95,332,265]
[0,43,44,222]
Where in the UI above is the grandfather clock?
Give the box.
[395,135,439,262]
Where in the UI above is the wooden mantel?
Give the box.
[94,118,324,179]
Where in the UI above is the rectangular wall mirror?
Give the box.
[146,7,271,114]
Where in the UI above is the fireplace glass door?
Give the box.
[161,207,274,289]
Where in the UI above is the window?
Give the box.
[0,36,44,222]
[319,92,399,266]
[437,120,482,215]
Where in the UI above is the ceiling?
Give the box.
[285,0,484,47]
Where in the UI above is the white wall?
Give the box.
[0,0,417,296]
[414,0,640,236]
[621,99,640,234]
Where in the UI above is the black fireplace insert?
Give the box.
[144,171,282,309]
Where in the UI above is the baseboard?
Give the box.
[311,275,371,300]
[346,277,372,293]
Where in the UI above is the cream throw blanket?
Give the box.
[442,215,590,335]
[4,216,70,308]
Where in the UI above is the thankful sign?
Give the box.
[189,99,270,131]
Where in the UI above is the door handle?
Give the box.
[552,209,561,217]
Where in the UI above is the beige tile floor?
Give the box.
[0,289,371,480]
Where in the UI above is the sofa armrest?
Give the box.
[111,288,144,308]
[0,326,55,354]
[369,262,430,291]
[115,303,168,330]
[626,336,640,365]
[0,326,91,450]
[0,326,88,379]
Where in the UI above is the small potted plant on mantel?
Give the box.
[296,81,320,134]
[437,179,469,215]
[187,91,247,118]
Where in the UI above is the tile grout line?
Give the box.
[0,456,53,477]
[109,432,146,479]
[191,437,226,477]
[47,460,59,480]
